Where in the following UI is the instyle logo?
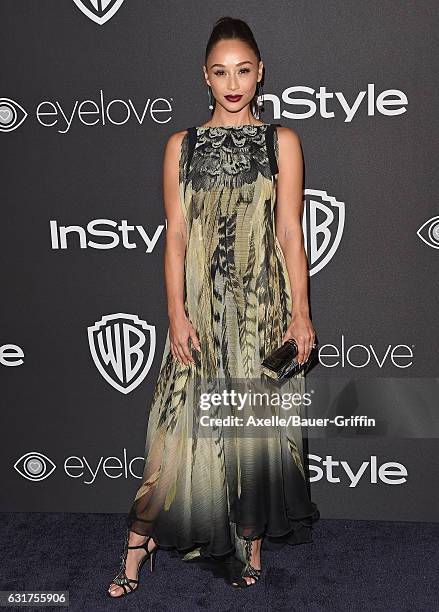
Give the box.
[417,216,439,249]
[72,0,125,25]
[88,313,156,394]
[309,454,407,486]
[49,219,164,252]
[318,334,414,369]
[265,83,408,122]
[303,189,344,276]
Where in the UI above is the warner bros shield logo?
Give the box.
[72,0,125,25]
[88,313,156,394]
[304,189,345,276]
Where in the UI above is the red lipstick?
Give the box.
[225,95,243,102]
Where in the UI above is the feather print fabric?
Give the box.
[126,124,319,565]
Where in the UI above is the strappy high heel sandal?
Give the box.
[232,537,262,588]
[107,528,157,599]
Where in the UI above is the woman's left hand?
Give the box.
[282,313,316,365]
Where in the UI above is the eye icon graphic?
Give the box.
[417,216,439,249]
[0,98,28,132]
[14,452,56,481]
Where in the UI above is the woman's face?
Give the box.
[203,39,263,114]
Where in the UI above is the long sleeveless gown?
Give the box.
[126,123,319,569]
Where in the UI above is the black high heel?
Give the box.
[231,537,262,588]
[107,528,158,598]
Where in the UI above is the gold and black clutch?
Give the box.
[261,339,317,381]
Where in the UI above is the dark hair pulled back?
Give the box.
[205,16,264,117]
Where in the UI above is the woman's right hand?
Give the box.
[169,312,201,366]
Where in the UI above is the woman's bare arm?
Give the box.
[162,130,200,365]
[275,126,315,364]
[162,130,188,319]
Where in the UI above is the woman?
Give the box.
[107,15,318,597]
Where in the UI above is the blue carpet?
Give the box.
[1,512,437,611]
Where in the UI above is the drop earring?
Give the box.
[207,86,214,110]
[253,82,264,119]
[257,82,264,108]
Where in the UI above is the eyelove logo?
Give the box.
[0,98,28,132]
[37,90,172,133]
[0,92,172,133]
[417,216,439,249]
[318,334,414,369]
[13,449,143,483]
[14,452,56,482]
[0,343,24,366]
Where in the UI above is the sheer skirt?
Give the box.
[126,361,319,565]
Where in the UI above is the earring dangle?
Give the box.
[252,82,264,119]
[257,82,264,108]
[207,86,214,110]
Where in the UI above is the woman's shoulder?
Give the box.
[274,125,303,171]
[275,124,301,145]
[165,128,189,148]
[163,128,190,161]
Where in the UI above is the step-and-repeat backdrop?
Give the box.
[2,1,438,521]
